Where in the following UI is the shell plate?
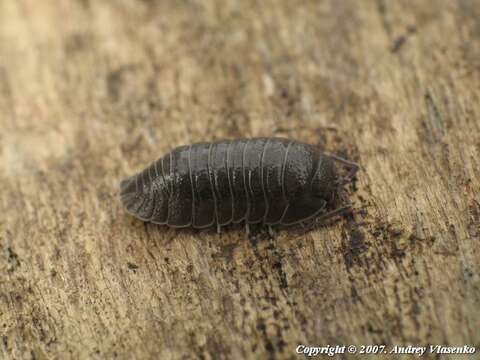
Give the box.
[120,137,338,228]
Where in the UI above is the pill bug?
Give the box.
[120,137,359,234]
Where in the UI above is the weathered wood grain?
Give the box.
[1,1,479,359]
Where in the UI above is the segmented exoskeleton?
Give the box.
[120,137,358,234]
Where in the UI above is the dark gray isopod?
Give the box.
[120,137,359,233]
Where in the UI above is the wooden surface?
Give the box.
[1,1,480,359]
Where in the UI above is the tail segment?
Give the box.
[119,175,143,215]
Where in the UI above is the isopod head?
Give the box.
[310,156,338,206]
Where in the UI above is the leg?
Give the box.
[245,222,259,244]
[267,225,274,239]
[327,153,360,184]
[328,153,360,170]
[245,222,250,238]
[315,204,352,223]
[288,204,353,235]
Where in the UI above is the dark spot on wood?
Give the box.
[216,243,237,261]
[343,228,367,270]
[78,0,91,9]
[106,65,137,102]
[463,268,474,280]
[422,91,446,144]
[366,323,383,334]
[391,36,406,53]
[7,247,18,261]
[256,320,266,332]
[222,110,249,138]
[64,33,90,55]
[265,340,274,354]
[376,0,392,37]
[127,262,139,271]
[350,284,361,302]
[6,247,20,272]
[205,334,231,359]
[389,227,403,237]
[277,339,287,352]
[391,26,417,53]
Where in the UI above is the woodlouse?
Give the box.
[120,137,359,235]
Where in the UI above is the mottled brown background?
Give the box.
[1,1,479,359]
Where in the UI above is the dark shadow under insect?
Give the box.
[120,137,359,237]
